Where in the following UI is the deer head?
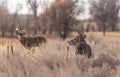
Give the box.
[68,27,86,45]
[15,25,26,40]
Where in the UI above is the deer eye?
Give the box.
[83,35,86,39]
[74,38,77,41]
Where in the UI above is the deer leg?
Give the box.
[26,41,31,47]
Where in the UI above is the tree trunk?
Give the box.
[1,31,5,37]
[27,29,30,37]
[111,22,116,31]
[103,23,106,36]
[62,23,69,40]
[34,27,37,34]
[10,31,14,38]
[42,29,47,34]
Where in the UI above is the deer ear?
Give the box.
[23,32,26,35]
[80,33,82,36]
[83,34,86,39]
[22,30,26,35]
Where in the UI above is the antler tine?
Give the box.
[16,25,19,30]
[15,24,26,35]
[69,27,82,35]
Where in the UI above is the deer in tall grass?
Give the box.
[68,27,92,58]
[15,25,46,48]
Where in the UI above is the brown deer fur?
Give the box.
[16,25,46,47]
[68,32,92,58]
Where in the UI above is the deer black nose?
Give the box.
[68,41,72,45]
[68,41,70,44]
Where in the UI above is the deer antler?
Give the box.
[15,25,26,35]
[69,27,83,35]
[16,25,20,31]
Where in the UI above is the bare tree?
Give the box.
[27,0,39,34]
[89,0,120,35]
[27,0,50,34]
[0,0,9,37]
[39,0,84,39]
[9,3,22,37]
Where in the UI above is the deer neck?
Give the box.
[80,40,86,43]
[18,35,25,40]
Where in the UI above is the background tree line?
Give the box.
[0,0,120,38]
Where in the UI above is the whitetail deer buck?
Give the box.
[15,25,46,47]
[68,27,92,58]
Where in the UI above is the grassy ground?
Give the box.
[87,32,120,38]
[71,31,120,38]
[0,33,120,77]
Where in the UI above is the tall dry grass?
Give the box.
[0,35,120,77]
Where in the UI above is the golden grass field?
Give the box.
[71,32,120,38]
[0,32,120,77]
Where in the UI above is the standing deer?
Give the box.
[68,28,92,58]
[15,25,46,47]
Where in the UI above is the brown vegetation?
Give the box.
[0,35,120,77]
[89,0,120,35]
[39,0,83,39]
[0,0,120,76]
